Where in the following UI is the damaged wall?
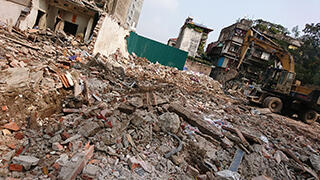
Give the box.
[184,59,212,75]
[19,0,49,30]
[176,27,202,57]
[93,14,129,58]
[0,0,29,26]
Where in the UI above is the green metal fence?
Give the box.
[126,32,188,70]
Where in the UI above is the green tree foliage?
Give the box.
[253,19,290,35]
[290,23,320,85]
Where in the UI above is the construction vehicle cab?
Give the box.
[261,68,296,95]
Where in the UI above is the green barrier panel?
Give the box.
[126,32,188,70]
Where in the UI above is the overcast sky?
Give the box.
[136,0,320,46]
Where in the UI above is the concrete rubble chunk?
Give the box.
[61,134,82,145]
[252,175,273,180]
[186,165,200,177]
[2,67,29,88]
[158,112,181,134]
[118,103,136,114]
[216,170,241,180]
[12,155,40,170]
[58,145,94,180]
[79,121,101,137]
[128,156,153,173]
[310,155,320,172]
[169,103,223,139]
[83,164,100,177]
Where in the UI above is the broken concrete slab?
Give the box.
[169,103,223,139]
[12,155,39,170]
[83,164,100,177]
[216,170,240,180]
[58,145,94,180]
[310,155,320,172]
[79,121,101,137]
[61,134,82,145]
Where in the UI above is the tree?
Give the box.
[291,25,300,38]
[291,23,320,85]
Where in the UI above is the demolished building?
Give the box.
[175,17,213,58]
[207,19,302,84]
[0,4,320,179]
[0,0,144,58]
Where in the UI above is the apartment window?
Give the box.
[229,44,240,53]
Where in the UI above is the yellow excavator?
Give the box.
[238,29,320,123]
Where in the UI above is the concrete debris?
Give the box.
[82,164,100,177]
[310,155,320,172]
[158,112,181,134]
[216,170,241,180]
[12,155,39,170]
[0,24,319,180]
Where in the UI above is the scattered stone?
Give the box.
[158,112,180,133]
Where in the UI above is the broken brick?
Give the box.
[3,122,20,131]
[14,132,25,140]
[7,143,16,149]
[9,164,23,172]
[52,162,60,170]
[52,142,64,151]
[2,105,7,111]
[60,132,70,141]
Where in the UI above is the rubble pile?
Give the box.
[0,26,320,180]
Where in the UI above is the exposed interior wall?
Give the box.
[93,15,129,58]
[61,11,90,35]
[19,0,49,30]
[0,0,26,26]
[184,59,212,75]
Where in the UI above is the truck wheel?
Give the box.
[301,110,318,124]
[263,97,271,108]
[265,97,283,113]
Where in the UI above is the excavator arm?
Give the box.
[237,29,295,73]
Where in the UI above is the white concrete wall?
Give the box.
[93,15,129,58]
[177,28,202,57]
[0,0,25,25]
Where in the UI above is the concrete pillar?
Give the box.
[84,17,94,41]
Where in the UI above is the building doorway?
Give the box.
[64,21,78,35]
[33,10,46,29]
